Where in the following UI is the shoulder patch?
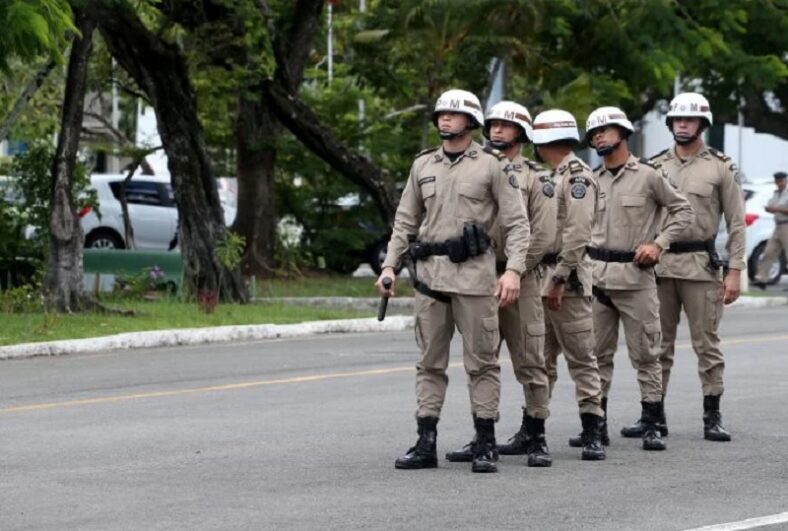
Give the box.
[568,159,587,174]
[482,145,506,160]
[709,147,731,163]
[569,175,590,186]
[650,148,670,161]
[416,146,439,158]
[538,174,553,184]
[639,157,660,169]
[570,183,587,199]
[508,174,520,189]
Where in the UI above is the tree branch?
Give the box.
[0,59,56,143]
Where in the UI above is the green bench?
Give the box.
[83,249,183,293]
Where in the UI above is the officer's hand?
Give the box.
[545,281,565,311]
[722,268,741,305]
[634,242,663,266]
[495,270,520,307]
[375,267,397,297]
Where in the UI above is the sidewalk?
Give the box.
[0,294,784,361]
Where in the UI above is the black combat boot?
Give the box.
[621,396,668,438]
[579,413,606,461]
[497,409,528,455]
[395,416,439,469]
[703,394,731,442]
[471,417,498,473]
[445,435,476,462]
[524,416,552,467]
[570,397,609,447]
[641,401,667,451]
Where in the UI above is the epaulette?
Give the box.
[593,164,602,172]
[523,158,544,171]
[639,157,660,169]
[650,148,670,161]
[415,146,439,158]
[708,147,731,163]
[568,159,588,174]
[482,145,506,160]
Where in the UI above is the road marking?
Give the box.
[2,333,787,414]
[683,511,788,531]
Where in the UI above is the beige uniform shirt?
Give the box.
[591,153,694,290]
[768,188,788,223]
[382,140,530,296]
[652,145,746,280]
[492,154,557,273]
[541,153,596,298]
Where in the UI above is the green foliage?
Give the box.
[0,283,43,313]
[0,0,76,70]
[215,231,246,270]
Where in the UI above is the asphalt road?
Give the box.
[1,304,788,531]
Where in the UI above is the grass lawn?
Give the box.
[254,274,414,298]
[0,301,375,347]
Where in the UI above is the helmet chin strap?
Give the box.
[533,147,544,164]
[595,140,622,157]
[439,128,469,141]
[487,139,514,150]
[673,131,700,145]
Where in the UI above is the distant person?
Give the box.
[753,172,788,289]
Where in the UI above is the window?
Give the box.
[109,181,164,206]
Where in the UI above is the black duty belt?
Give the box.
[587,247,636,263]
[592,286,616,309]
[667,239,714,253]
[540,252,559,266]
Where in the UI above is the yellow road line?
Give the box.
[2,334,787,414]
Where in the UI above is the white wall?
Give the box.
[135,104,169,176]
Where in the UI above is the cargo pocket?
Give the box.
[478,314,500,353]
[420,181,436,207]
[561,317,593,355]
[705,288,723,330]
[525,320,546,339]
[640,318,662,360]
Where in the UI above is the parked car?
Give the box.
[716,181,787,285]
[82,174,237,250]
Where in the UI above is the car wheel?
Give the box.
[369,239,402,276]
[748,241,785,285]
[85,229,125,250]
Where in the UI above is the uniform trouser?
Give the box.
[657,277,725,396]
[755,224,788,283]
[497,270,550,419]
[594,287,663,403]
[414,291,501,420]
[543,295,604,416]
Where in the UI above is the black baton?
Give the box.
[377,278,393,321]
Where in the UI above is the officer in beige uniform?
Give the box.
[617,93,746,443]
[534,110,607,461]
[445,101,556,467]
[376,89,530,474]
[754,172,788,288]
[586,106,694,451]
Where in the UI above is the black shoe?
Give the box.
[471,417,498,473]
[525,416,552,467]
[445,440,474,462]
[395,416,439,469]
[571,397,610,447]
[621,397,668,438]
[703,395,732,442]
[641,401,667,451]
[752,280,767,291]
[579,413,606,461]
[497,409,528,455]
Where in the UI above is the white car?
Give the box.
[82,174,237,250]
[716,181,786,284]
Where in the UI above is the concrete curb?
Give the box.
[0,315,415,361]
[731,295,788,308]
[254,297,415,309]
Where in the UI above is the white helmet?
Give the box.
[484,101,533,143]
[666,92,713,127]
[532,109,579,145]
[432,89,484,129]
[585,106,634,142]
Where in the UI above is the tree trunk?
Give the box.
[94,1,247,302]
[43,10,95,312]
[232,96,278,276]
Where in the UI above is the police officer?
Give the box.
[534,110,607,461]
[587,106,694,451]
[753,171,788,289]
[376,89,530,474]
[620,93,745,442]
[444,101,557,467]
